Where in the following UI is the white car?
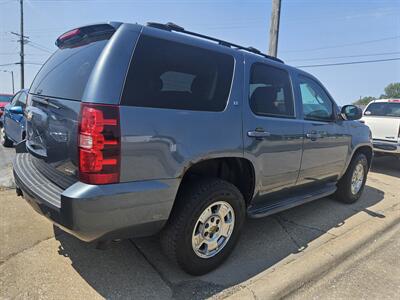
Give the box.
[362,99,400,157]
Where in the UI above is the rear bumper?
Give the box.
[372,139,400,155]
[13,153,180,242]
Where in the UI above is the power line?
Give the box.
[24,62,43,65]
[0,63,17,67]
[283,35,400,53]
[296,57,400,68]
[26,43,52,53]
[28,40,53,51]
[0,53,48,56]
[287,51,400,62]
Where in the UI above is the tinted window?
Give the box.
[30,39,109,101]
[299,76,333,121]
[10,92,21,106]
[249,64,294,118]
[365,102,400,117]
[16,92,27,109]
[121,35,234,111]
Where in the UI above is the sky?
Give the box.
[0,0,399,105]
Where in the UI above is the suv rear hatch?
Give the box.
[25,23,120,189]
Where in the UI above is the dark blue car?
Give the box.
[0,89,28,147]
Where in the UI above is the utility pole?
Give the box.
[268,0,281,57]
[10,71,14,94]
[11,1,27,90]
[20,0,24,89]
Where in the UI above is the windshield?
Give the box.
[365,102,400,117]
[0,95,13,102]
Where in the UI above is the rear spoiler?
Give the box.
[55,22,122,49]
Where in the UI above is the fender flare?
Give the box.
[340,143,373,178]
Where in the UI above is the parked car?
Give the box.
[361,99,400,157]
[13,22,372,275]
[0,89,28,147]
[0,93,13,118]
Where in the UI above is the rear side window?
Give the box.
[249,64,294,118]
[365,102,400,117]
[121,35,234,111]
[30,39,108,101]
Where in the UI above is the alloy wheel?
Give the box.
[192,201,235,259]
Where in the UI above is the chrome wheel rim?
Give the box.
[351,163,364,195]
[192,201,235,259]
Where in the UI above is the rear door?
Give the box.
[295,75,349,185]
[243,59,304,198]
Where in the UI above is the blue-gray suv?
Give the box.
[13,22,372,275]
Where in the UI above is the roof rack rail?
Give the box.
[146,22,284,63]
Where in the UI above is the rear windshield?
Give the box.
[121,35,234,112]
[365,102,400,117]
[30,39,108,101]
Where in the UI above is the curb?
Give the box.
[217,206,400,300]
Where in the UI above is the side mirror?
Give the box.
[340,105,362,121]
[9,106,24,114]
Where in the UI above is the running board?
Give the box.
[247,184,337,219]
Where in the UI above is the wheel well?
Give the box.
[353,146,373,168]
[179,157,255,205]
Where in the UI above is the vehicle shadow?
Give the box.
[54,183,385,299]
[370,155,400,177]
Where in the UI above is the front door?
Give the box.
[7,92,26,142]
[243,60,304,200]
[295,75,349,185]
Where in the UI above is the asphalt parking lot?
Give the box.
[0,146,399,299]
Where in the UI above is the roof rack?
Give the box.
[146,22,284,63]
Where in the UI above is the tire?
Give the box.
[334,153,368,204]
[161,178,245,275]
[0,126,13,147]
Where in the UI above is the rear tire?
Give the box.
[161,178,245,275]
[0,126,13,147]
[334,153,368,204]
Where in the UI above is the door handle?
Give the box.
[247,129,270,139]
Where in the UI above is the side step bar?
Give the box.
[247,184,337,219]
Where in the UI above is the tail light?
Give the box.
[78,103,120,184]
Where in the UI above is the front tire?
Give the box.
[334,153,368,204]
[161,178,245,275]
[0,126,13,147]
